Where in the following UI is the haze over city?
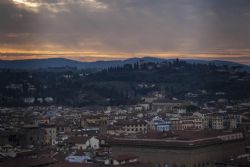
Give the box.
[1,0,250,64]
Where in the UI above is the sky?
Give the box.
[1,0,250,64]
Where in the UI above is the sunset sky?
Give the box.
[1,0,250,64]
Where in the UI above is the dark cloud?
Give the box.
[1,0,250,61]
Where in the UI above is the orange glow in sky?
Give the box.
[1,0,250,65]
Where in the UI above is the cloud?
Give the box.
[11,0,108,12]
[0,0,250,62]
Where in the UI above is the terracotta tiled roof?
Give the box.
[0,157,57,167]
[47,161,154,167]
[68,136,89,144]
[113,154,138,161]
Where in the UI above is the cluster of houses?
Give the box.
[0,95,250,167]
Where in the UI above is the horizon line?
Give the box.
[0,56,248,66]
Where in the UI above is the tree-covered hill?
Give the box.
[0,59,250,106]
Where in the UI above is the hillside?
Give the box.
[0,59,250,107]
[0,57,249,72]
